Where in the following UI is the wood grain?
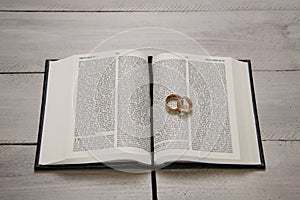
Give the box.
[0,11,299,72]
[0,145,152,200]
[0,74,43,143]
[0,0,299,12]
[0,2,299,199]
[0,1,299,199]
[0,71,299,143]
[156,141,300,200]
[253,71,300,140]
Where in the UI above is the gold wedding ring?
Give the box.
[178,96,193,113]
[165,94,192,115]
[165,94,181,114]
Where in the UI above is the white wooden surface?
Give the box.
[0,0,299,11]
[0,1,299,199]
[157,141,300,200]
[0,11,299,72]
[0,146,152,200]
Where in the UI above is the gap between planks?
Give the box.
[0,0,300,12]
[0,9,300,13]
[1,139,300,146]
[0,69,300,75]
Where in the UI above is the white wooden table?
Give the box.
[0,1,299,199]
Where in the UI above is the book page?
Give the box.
[73,55,116,153]
[39,55,79,165]
[229,58,261,165]
[116,51,151,152]
[39,50,151,165]
[71,50,151,164]
[152,53,240,164]
[152,55,190,154]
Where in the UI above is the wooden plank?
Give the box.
[0,145,152,200]
[0,71,299,143]
[0,0,300,12]
[0,74,43,143]
[0,141,298,200]
[253,71,300,140]
[0,11,299,72]
[156,141,300,200]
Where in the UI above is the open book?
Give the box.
[35,49,265,169]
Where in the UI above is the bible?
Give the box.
[35,49,265,170]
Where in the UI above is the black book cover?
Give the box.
[34,59,265,170]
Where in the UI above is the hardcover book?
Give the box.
[35,49,265,170]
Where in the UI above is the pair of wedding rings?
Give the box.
[165,94,193,115]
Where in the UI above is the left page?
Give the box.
[39,50,151,165]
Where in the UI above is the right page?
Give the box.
[152,53,262,166]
